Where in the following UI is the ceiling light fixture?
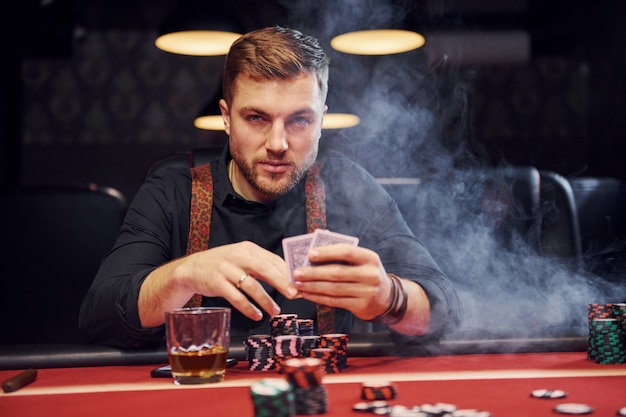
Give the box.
[193,113,360,131]
[194,115,225,131]
[331,29,425,55]
[322,113,360,129]
[156,30,241,56]
[155,1,243,56]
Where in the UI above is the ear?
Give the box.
[219,99,231,135]
[319,104,328,131]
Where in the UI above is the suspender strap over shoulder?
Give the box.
[184,164,213,308]
[304,163,335,334]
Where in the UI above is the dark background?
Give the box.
[3,0,625,201]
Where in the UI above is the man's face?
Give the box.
[220,72,326,202]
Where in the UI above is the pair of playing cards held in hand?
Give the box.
[282,229,359,282]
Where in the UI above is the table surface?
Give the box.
[1,351,625,417]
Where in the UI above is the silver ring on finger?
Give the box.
[236,273,249,290]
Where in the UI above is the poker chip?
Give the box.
[431,403,458,414]
[283,357,327,415]
[353,401,490,417]
[420,403,454,415]
[388,405,426,417]
[353,401,373,412]
[588,317,625,364]
[531,389,568,399]
[299,335,321,357]
[250,378,295,417]
[617,407,626,417]
[452,409,491,417]
[297,319,315,336]
[244,334,275,371]
[361,381,398,400]
[319,333,349,370]
[284,358,324,388]
[554,403,594,415]
[353,401,391,414]
[587,302,626,364]
[310,347,340,373]
[273,335,303,373]
[270,314,300,337]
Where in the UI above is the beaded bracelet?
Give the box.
[370,273,409,326]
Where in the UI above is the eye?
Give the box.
[247,114,263,123]
[291,116,312,127]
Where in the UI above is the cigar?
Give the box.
[2,369,37,393]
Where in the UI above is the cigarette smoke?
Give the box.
[281,0,626,338]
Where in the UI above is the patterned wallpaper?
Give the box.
[22,30,224,148]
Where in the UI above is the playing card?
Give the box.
[282,230,359,280]
[310,229,359,249]
[282,233,315,281]
[303,229,359,267]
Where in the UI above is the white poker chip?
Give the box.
[420,404,442,414]
[435,403,458,413]
[353,401,391,413]
[453,410,491,417]
[531,389,568,399]
[554,403,594,414]
[452,410,480,417]
[617,407,626,417]
[352,402,372,411]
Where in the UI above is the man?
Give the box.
[79,26,462,350]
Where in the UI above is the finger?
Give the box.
[295,260,381,286]
[235,273,249,290]
[221,274,280,320]
[233,243,297,298]
[235,273,281,317]
[295,268,374,297]
[307,244,377,267]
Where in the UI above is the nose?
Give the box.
[265,122,288,154]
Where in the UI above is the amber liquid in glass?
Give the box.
[168,345,228,384]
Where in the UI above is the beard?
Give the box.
[231,144,319,200]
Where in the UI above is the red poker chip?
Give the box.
[554,403,594,414]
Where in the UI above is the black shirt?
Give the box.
[79,146,461,348]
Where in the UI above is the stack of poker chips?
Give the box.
[299,335,321,357]
[271,314,300,336]
[319,333,349,371]
[283,357,328,415]
[244,314,349,374]
[273,335,303,373]
[245,334,276,371]
[309,347,339,374]
[587,302,626,364]
[296,319,315,336]
[245,315,307,372]
[250,378,296,417]
[613,303,626,334]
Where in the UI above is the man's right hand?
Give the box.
[137,241,298,327]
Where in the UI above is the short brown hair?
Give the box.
[222,26,329,105]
